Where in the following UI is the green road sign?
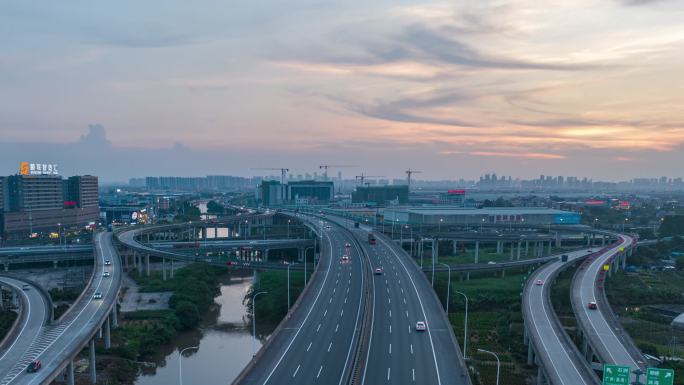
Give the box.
[646,367,674,385]
[602,364,630,385]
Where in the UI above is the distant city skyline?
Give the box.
[2,1,684,181]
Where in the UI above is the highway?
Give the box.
[0,232,121,385]
[235,215,367,385]
[359,228,472,385]
[571,234,645,379]
[0,245,91,256]
[522,248,599,385]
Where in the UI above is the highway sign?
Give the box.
[646,367,674,385]
[603,264,610,271]
[602,364,630,385]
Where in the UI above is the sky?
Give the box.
[1,0,683,182]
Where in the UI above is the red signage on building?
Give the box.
[447,189,466,195]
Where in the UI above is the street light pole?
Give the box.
[179,346,199,385]
[477,348,499,385]
[454,290,469,359]
[252,291,268,357]
[287,263,296,309]
[439,263,451,315]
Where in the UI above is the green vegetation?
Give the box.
[0,310,18,340]
[206,200,225,215]
[49,287,81,301]
[661,216,684,237]
[607,269,684,384]
[433,270,534,385]
[244,270,308,337]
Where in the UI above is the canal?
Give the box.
[134,277,263,385]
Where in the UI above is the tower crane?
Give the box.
[355,174,386,186]
[318,165,357,181]
[251,168,289,184]
[406,168,423,191]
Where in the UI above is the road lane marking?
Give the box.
[317,323,322,331]
[328,342,333,352]
[335,324,339,332]
[387,368,391,381]
[389,343,391,354]
[317,366,323,378]
[389,325,392,334]
[307,342,312,351]
[412,368,415,382]
[411,344,413,354]
[292,365,300,378]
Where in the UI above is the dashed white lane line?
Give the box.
[388,298,391,304]
[389,310,392,318]
[317,323,321,332]
[389,343,392,354]
[387,367,391,381]
[389,325,392,334]
[307,342,312,351]
[329,297,333,304]
[335,324,339,333]
[293,365,300,378]
[341,309,344,317]
[324,309,328,317]
[328,342,333,352]
[317,365,323,378]
[410,344,414,354]
[412,368,415,382]
[406,310,409,318]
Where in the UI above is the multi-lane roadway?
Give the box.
[236,216,366,385]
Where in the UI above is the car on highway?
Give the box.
[344,242,351,248]
[93,292,103,300]
[341,255,350,261]
[374,268,383,275]
[588,301,598,310]
[487,261,497,265]
[535,279,544,286]
[22,284,30,291]
[103,271,111,277]
[415,321,427,331]
[104,260,112,265]
[27,360,41,373]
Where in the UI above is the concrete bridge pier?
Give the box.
[3,263,8,272]
[104,316,111,349]
[517,241,522,260]
[67,359,75,385]
[496,241,503,254]
[89,338,97,383]
[162,257,167,280]
[525,241,530,256]
[431,239,439,286]
[170,259,175,278]
[510,242,515,260]
[602,235,606,246]
[452,240,458,255]
[111,306,118,328]
[527,339,535,365]
[537,366,547,385]
[201,227,207,240]
[466,241,480,281]
[53,260,58,269]
[264,249,270,262]
[145,254,150,277]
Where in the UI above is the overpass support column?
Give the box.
[431,239,439,286]
[452,240,458,255]
[67,360,75,385]
[527,342,534,365]
[3,263,7,272]
[111,306,118,328]
[525,241,529,256]
[467,241,479,281]
[517,241,522,260]
[171,259,175,278]
[89,338,97,383]
[510,242,515,260]
[202,227,207,240]
[523,327,529,345]
[104,316,111,349]
[622,252,627,269]
[264,249,269,262]
[162,257,167,281]
[537,367,547,385]
[497,241,502,254]
[145,254,150,277]
[602,235,606,246]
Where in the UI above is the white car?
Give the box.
[535,279,544,286]
[374,268,383,275]
[103,271,111,277]
[415,321,427,331]
[93,292,103,300]
[341,255,350,261]
[104,260,111,266]
[345,242,351,248]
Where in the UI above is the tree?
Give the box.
[676,256,684,271]
[660,216,684,237]
[206,200,225,215]
[174,301,200,330]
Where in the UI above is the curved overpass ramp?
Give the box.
[522,248,599,385]
[0,232,121,385]
[571,234,645,379]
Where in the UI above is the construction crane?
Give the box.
[319,165,357,181]
[355,174,386,186]
[406,168,423,191]
[251,168,289,184]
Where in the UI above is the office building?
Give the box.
[286,180,334,204]
[1,174,100,239]
[352,185,409,205]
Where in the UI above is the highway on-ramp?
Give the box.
[235,216,367,385]
[523,248,599,385]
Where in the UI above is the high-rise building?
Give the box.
[1,174,100,239]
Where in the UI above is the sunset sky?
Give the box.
[1,0,683,181]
